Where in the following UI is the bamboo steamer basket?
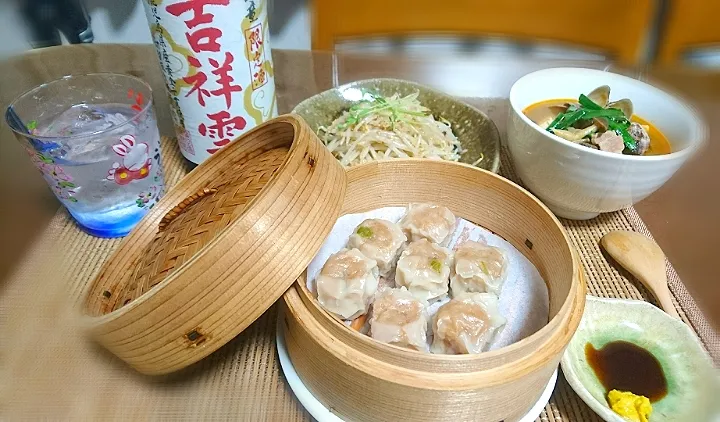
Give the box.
[282,159,586,422]
[82,111,584,421]
[82,114,346,375]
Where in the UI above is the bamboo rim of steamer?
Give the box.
[81,114,347,375]
[283,159,586,387]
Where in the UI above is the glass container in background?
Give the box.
[143,0,278,164]
[6,73,165,238]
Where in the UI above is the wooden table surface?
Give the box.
[0,45,718,328]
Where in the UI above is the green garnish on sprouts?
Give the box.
[338,90,430,131]
[356,226,373,239]
[316,90,464,167]
[429,258,442,274]
[546,93,637,151]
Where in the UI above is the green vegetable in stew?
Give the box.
[546,93,637,152]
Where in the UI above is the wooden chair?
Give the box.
[655,0,720,65]
[311,0,657,64]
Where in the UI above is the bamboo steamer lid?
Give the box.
[82,114,347,375]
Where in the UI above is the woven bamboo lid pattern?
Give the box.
[111,148,288,312]
[83,115,347,375]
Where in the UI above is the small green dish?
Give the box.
[292,78,501,172]
[561,296,719,422]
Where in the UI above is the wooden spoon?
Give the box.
[600,231,680,319]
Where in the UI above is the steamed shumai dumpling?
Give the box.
[430,292,506,354]
[370,287,428,352]
[399,203,456,245]
[347,219,407,277]
[450,241,508,296]
[395,239,453,301]
[316,248,379,320]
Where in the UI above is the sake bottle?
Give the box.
[143,0,278,164]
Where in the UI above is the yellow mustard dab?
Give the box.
[607,390,652,422]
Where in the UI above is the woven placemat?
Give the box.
[0,137,716,421]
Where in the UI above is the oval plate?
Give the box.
[561,296,720,422]
[292,78,501,173]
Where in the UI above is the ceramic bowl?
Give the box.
[507,68,706,220]
[561,296,720,422]
[293,78,501,172]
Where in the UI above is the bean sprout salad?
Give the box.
[318,92,480,167]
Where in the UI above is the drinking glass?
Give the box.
[6,73,165,237]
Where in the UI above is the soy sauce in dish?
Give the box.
[585,341,668,402]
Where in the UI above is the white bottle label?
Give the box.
[143,0,278,164]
